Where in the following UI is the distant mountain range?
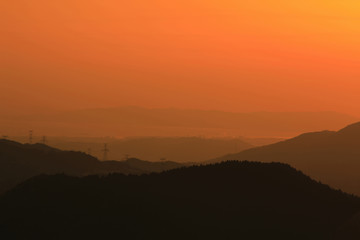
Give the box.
[211,122,360,195]
[1,161,358,239]
[1,106,357,137]
[0,140,184,194]
[28,136,254,163]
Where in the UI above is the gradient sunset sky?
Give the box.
[1,0,360,116]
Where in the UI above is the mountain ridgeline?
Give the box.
[0,139,183,194]
[211,122,360,195]
[1,161,359,240]
[27,136,255,163]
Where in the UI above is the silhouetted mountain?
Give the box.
[0,139,184,193]
[122,157,183,172]
[241,136,286,146]
[1,161,359,239]
[1,106,357,138]
[335,211,360,239]
[22,136,253,163]
[211,122,360,195]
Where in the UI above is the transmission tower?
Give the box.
[29,130,33,144]
[102,143,109,161]
[41,136,47,144]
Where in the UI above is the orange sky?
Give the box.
[1,0,360,116]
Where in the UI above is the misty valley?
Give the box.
[2,122,360,239]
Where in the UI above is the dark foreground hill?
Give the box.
[211,122,360,195]
[1,161,359,240]
[0,139,183,193]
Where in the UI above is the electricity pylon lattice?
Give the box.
[102,144,109,161]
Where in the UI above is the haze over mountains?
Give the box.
[1,106,357,138]
[4,121,360,196]
[212,122,360,195]
[3,0,360,238]
[3,122,360,238]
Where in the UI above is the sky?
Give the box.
[1,0,360,116]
